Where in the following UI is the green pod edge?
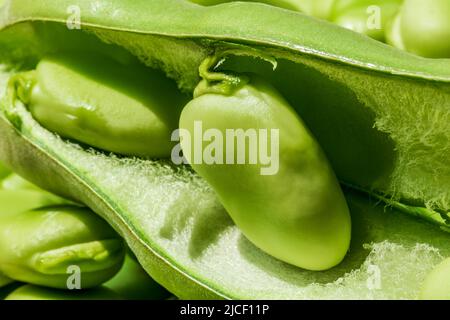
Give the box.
[0,0,449,224]
[0,69,449,299]
[0,0,449,299]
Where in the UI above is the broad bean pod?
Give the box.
[0,0,448,299]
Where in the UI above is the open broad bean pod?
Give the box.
[0,0,448,299]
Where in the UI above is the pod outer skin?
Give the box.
[2,0,449,80]
[180,78,351,271]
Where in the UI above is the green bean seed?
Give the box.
[387,0,450,58]
[0,189,67,217]
[1,173,41,191]
[331,0,403,41]
[0,273,13,288]
[0,205,125,289]
[420,257,450,300]
[5,284,121,300]
[180,74,351,271]
[21,53,187,158]
[0,161,10,180]
[104,253,170,300]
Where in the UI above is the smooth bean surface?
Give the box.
[0,205,125,289]
[1,173,41,191]
[5,284,120,300]
[0,0,448,300]
[180,75,351,271]
[0,161,10,180]
[104,253,170,300]
[420,257,450,300]
[0,189,67,217]
[387,0,450,58]
[23,53,187,158]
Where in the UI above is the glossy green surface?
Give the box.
[0,0,448,299]
[420,257,450,300]
[5,284,120,300]
[191,0,450,59]
[0,90,448,299]
[388,0,450,58]
[0,205,125,289]
[23,54,186,158]
[0,172,72,216]
[0,0,449,80]
[0,160,9,179]
[0,273,13,287]
[1,173,41,190]
[0,189,68,217]
[105,253,170,300]
[0,0,448,222]
[331,0,403,42]
[180,76,351,270]
[190,1,402,43]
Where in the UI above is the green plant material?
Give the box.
[180,67,351,270]
[0,205,125,289]
[190,0,337,18]
[0,91,448,299]
[0,273,13,288]
[1,173,41,191]
[0,160,10,180]
[104,253,170,300]
[420,257,450,300]
[0,189,68,217]
[1,0,447,225]
[0,0,449,299]
[191,0,449,58]
[330,0,403,42]
[14,53,187,158]
[190,0,403,42]
[187,0,317,13]
[387,0,450,58]
[0,282,21,299]
[5,284,121,300]
[0,172,73,217]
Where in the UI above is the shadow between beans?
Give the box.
[0,282,22,300]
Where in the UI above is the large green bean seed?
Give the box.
[0,205,125,289]
[386,0,450,58]
[1,173,41,191]
[0,161,10,180]
[104,253,170,300]
[5,284,120,300]
[0,189,67,217]
[0,273,13,288]
[21,53,187,158]
[331,0,403,41]
[420,258,450,300]
[179,75,351,271]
